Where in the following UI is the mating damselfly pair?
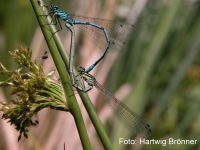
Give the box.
[41,4,151,139]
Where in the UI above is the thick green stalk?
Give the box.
[44,7,114,150]
[30,0,92,149]
[38,2,113,149]
[30,0,113,149]
[50,22,114,150]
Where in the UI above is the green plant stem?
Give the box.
[40,90,62,100]
[30,0,92,149]
[31,0,114,149]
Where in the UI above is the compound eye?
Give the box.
[50,5,57,10]
[78,66,85,72]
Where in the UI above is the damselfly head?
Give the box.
[78,66,85,73]
[50,5,58,11]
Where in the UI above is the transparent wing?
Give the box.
[94,80,152,139]
[71,14,135,53]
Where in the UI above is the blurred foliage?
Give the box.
[0,0,200,150]
[108,0,200,150]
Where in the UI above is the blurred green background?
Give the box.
[0,0,200,150]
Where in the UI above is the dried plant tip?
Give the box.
[0,46,69,141]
